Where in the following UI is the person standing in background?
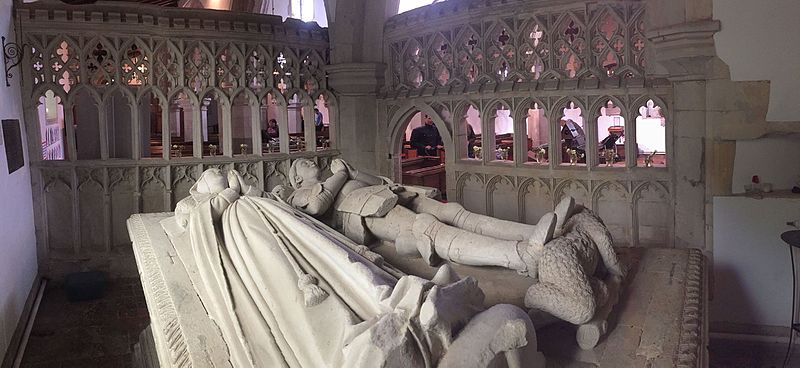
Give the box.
[314,108,324,132]
[410,113,443,156]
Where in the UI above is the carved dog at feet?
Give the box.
[524,203,625,325]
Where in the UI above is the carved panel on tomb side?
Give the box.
[234,162,261,189]
[141,166,167,213]
[456,172,486,215]
[42,169,74,255]
[264,160,289,191]
[77,167,107,253]
[108,167,138,250]
[554,179,589,210]
[593,181,631,246]
[520,178,553,225]
[487,175,518,222]
[633,181,670,247]
[171,165,199,208]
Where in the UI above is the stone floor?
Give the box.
[708,337,800,368]
[18,277,150,368]
[11,275,800,367]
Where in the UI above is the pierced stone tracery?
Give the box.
[386,3,647,89]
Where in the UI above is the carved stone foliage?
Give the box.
[385,2,646,90]
[455,171,671,247]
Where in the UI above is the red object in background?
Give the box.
[752,175,760,184]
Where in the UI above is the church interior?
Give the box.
[1,0,799,366]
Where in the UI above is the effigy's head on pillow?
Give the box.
[195,168,228,194]
[289,158,321,189]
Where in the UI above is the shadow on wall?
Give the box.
[710,265,763,335]
[0,287,22,361]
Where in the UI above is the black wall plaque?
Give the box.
[2,119,24,174]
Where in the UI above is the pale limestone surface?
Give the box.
[372,245,707,367]
[129,168,546,367]
[280,159,623,350]
[129,167,706,367]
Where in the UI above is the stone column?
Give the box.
[647,15,721,251]
[326,63,385,173]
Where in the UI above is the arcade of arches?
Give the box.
[2,0,800,366]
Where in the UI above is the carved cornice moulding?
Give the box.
[385,0,597,34]
[31,150,340,169]
[645,20,721,80]
[16,1,329,45]
[327,63,387,96]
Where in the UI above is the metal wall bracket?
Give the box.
[3,36,24,87]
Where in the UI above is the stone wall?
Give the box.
[377,0,675,248]
[0,0,38,360]
[14,1,338,278]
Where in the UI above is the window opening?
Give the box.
[38,90,65,160]
[526,102,548,164]
[596,100,625,167]
[559,101,585,166]
[261,93,280,154]
[636,99,667,167]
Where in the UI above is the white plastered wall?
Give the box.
[0,0,39,361]
[713,0,800,192]
[712,0,800,332]
[714,0,800,123]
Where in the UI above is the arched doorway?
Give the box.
[393,109,449,199]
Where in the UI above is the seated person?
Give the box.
[410,114,444,156]
[263,118,279,140]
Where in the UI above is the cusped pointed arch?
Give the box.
[199,86,231,107]
[82,36,119,87]
[152,39,181,93]
[65,83,102,107]
[455,171,487,214]
[215,43,246,95]
[244,44,271,93]
[100,84,136,105]
[184,41,214,94]
[630,95,669,121]
[388,102,454,155]
[486,175,519,221]
[553,179,590,208]
[118,37,152,87]
[168,87,201,107]
[299,48,326,93]
[284,88,314,107]
[514,97,549,123]
[592,180,632,245]
[260,87,288,107]
[31,83,68,109]
[28,38,48,87]
[519,177,554,224]
[46,35,82,94]
[135,85,169,106]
